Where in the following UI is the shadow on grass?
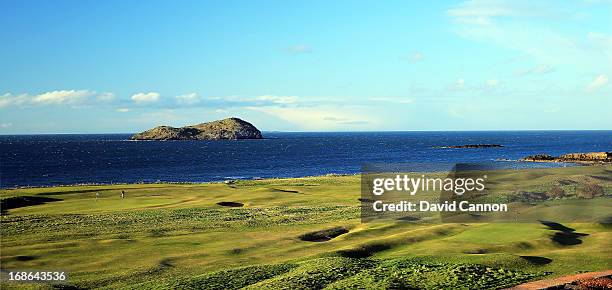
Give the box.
[1,196,62,214]
[464,248,489,254]
[337,243,392,258]
[588,175,612,182]
[540,220,575,232]
[599,216,612,227]
[397,216,421,222]
[270,188,301,194]
[520,256,553,265]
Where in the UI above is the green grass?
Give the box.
[1,166,611,289]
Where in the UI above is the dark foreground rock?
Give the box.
[131,117,263,140]
[522,152,611,163]
[438,144,503,149]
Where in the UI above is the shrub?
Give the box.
[547,186,565,199]
[577,183,604,199]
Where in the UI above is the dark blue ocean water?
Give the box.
[1,131,611,188]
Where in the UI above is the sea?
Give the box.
[1,131,611,188]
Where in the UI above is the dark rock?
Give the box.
[131,117,263,140]
[522,152,612,163]
[523,154,556,161]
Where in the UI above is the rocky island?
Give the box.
[522,152,611,164]
[131,117,263,140]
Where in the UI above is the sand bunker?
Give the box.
[216,201,244,207]
[299,226,349,242]
[540,220,589,246]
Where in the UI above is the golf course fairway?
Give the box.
[1,165,611,289]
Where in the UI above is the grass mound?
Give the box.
[337,243,392,258]
[245,257,377,289]
[1,166,610,288]
[0,205,359,239]
[162,257,543,290]
[169,264,296,290]
[327,259,543,289]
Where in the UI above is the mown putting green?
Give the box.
[1,166,611,289]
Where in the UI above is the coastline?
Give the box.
[0,162,600,190]
[2,163,609,190]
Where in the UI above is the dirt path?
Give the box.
[507,270,612,289]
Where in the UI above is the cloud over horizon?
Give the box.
[131,92,160,103]
[0,90,113,108]
[586,74,609,92]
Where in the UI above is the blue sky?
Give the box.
[1,0,611,133]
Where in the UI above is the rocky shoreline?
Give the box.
[521,152,611,164]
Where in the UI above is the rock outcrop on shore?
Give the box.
[522,152,612,163]
[131,118,263,140]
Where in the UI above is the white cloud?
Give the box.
[254,95,299,104]
[401,52,424,63]
[411,52,424,62]
[116,108,131,112]
[286,45,312,54]
[486,79,500,87]
[215,95,300,107]
[175,93,201,105]
[97,92,115,102]
[515,64,555,76]
[0,90,110,108]
[0,122,12,128]
[587,32,612,48]
[448,78,466,91]
[0,93,29,108]
[447,0,554,26]
[585,74,608,92]
[448,1,518,26]
[131,92,160,103]
[543,107,560,113]
[369,97,414,104]
[447,1,611,72]
[588,32,612,64]
[31,90,94,105]
[247,106,373,130]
